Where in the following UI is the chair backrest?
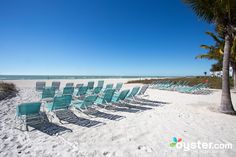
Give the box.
[51,95,72,111]
[42,87,56,99]
[52,81,60,90]
[36,82,46,91]
[80,95,98,109]
[97,80,104,88]
[138,85,149,95]
[127,87,140,98]
[87,81,94,89]
[66,83,74,87]
[17,102,41,116]
[63,95,73,106]
[75,83,84,88]
[63,87,74,95]
[102,89,115,103]
[115,83,123,91]
[105,84,113,89]
[116,89,130,101]
[76,86,88,96]
[92,87,102,94]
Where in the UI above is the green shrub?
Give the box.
[0,82,17,100]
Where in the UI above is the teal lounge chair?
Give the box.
[36,82,46,91]
[97,80,104,88]
[52,81,60,90]
[74,86,88,99]
[95,89,116,106]
[45,95,72,112]
[75,83,83,89]
[41,87,56,102]
[112,89,130,103]
[92,87,102,94]
[115,83,123,92]
[125,86,161,105]
[87,81,94,90]
[16,102,44,131]
[98,89,130,109]
[105,84,113,89]
[126,87,140,99]
[66,83,74,87]
[63,87,74,95]
[73,95,98,111]
[45,95,72,122]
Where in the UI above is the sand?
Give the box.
[0,79,236,157]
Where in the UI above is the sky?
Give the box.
[0,0,215,76]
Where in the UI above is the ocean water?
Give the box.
[0,75,165,80]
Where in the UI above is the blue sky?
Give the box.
[0,0,215,76]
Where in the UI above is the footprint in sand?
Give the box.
[137,145,153,153]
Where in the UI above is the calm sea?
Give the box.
[0,75,167,80]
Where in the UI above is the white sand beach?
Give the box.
[1,79,236,157]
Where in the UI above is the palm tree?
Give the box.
[183,0,236,114]
[197,31,236,89]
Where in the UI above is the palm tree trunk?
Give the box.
[232,63,236,90]
[220,34,235,114]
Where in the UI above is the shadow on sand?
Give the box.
[87,109,125,121]
[102,105,140,113]
[28,113,72,136]
[55,110,104,127]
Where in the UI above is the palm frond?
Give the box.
[205,32,223,43]
[183,0,216,23]
[200,45,211,49]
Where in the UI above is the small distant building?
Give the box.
[210,67,233,77]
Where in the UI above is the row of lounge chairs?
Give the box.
[36,80,122,92]
[39,81,124,102]
[16,83,152,131]
[150,80,210,94]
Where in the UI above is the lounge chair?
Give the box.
[178,83,207,94]
[97,80,104,88]
[115,83,123,92]
[73,95,98,112]
[66,83,74,87]
[74,86,88,99]
[112,89,130,103]
[15,102,44,131]
[45,95,72,111]
[126,86,162,105]
[98,89,130,108]
[87,81,94,90]
[63,87,74,95]
[52,81,60,90]
[41,87,56,102]
[105,84,113,89]
[126,86,140,99]
[45,95,72,122]
[92,87,103,94]
[137,85,149,96]
[95,89,116,107]
[113,87,154,110]
[75,83,84,89]
[36,82,46,91]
